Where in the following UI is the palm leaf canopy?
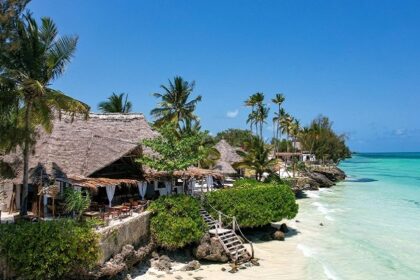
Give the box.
[0,14,89,132]
[98,92,132,113]
[151,76,202,128]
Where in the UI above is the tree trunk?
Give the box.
[20,102,32,216]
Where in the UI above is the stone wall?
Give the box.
[0,182,13,210]
[97,211,151,264]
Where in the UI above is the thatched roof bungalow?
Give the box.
[213,140,243,176]
[0,113,159,185]
[0,113,223,212]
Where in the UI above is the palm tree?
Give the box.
[233,137,277,181]
[246,110,258,136]
[151,76,202,129]
[244,92,264,136]
[289,119,301,177]
[255,103,269,139]
[1,15,89,215]
[98,92,132,113]
[197,138,221,169]
[280,112,293,152]
[271,93,285,153]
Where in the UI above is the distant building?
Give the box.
[301,152,316,162]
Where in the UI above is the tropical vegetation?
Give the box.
[136,124,208,175]
[204,178,298,228]
[0,219,100,279]
[64,188,91,221]
[214,128,253,148]
[151,76,202,129]
[233,137,277,181]
[98,92,132,113]
[0,9,89,215]
[148,195,205,250]
[298,115,351,163]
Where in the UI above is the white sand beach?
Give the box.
[130,199,319,280]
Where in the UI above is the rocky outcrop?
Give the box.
[193,233,229,263]
[311,166,346,182]
[290,165,346,194]
[292,177,320,192]
[181,260,201,271]
[304,171,335,188]
[87,242,156,279]
[152,255,172,272]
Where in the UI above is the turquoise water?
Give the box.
[298,153,420,280]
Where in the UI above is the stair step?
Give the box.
[220,233,236,238]
[221,237,237,243]
[227,244,243,251]
[219,231,235,237]
[226,240,241,247]
[228,247,246,255]
[220,233,236,239]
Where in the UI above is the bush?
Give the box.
[204,179,298,228]
[0,219,100,279]
[149,195,206,250]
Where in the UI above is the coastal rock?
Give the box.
[193,234,229,263]
[279,223,289,233]
[181,260,201,271]
[305,171,335,188]
[89,241,156,278]
[272,230,285,241]
[311,166,346,182]
[292,177,320,192]
[153,255,172,272]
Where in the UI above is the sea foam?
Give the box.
[297,244,315,257]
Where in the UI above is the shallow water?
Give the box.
[297,153,420,280]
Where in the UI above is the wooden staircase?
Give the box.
[199,208,218,229]
[199,208,251,263]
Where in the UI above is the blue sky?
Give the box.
[29,0,420,152]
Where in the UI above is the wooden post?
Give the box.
[52,197,55,218]
[38,195,42,218]
[233,217,236,232]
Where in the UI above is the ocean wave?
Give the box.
[297,244,315,257]
[312,202,330,214]
[325,215,335,221]
[323,264,340,280]
[305,191,320,199]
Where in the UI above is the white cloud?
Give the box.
[226,109,239,118]
[393,128,407,136]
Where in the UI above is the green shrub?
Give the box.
[149,195,206,250]
[204,178,298,228]
[0,219,100,279]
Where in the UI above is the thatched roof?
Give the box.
[58,175,139,189]
[0,113,158,184]
[144,167,224,181]
[213,140,242,175]
[275,152,302,159]
[215,140,242,164]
